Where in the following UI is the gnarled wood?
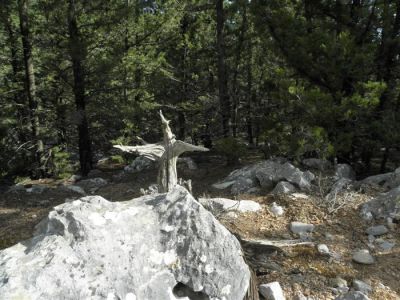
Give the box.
[114,111,208,192]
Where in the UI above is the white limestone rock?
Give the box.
[270,202,284,216]
[0,186,250,300]
[290,222,314,234]
[352,249,375,265]
[259,281,285,300]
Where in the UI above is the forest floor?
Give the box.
[0,152,399,300]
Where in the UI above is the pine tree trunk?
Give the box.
[18,0,44,177]
[68,0,92,176]
[216,0,231,137]
[3,5,27,143]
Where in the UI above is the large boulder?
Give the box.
[0,186,250,300]
[360,186,400,221]
[213,159,315,194]
[359,167,400,192]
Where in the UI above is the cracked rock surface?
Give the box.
[0,186,250,300]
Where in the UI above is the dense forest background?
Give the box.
[1,0,400,181]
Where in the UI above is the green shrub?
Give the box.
[214,137,246,165]
[50,146,74,179]
[110,155,125,164]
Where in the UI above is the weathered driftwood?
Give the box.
[240,238,315,250]
[114,111,208,192]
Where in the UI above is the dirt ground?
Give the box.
[0,152,399,299]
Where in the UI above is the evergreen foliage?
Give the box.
[1,0,400,179]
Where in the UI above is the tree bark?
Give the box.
[2,3,27,143]
[18,0,44,177]
[216,0,231,137]
[231,0,247,138]
[68,0,92,176]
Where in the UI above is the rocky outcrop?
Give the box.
[213,159,315,194]
[360,186,400,221]
[0,186,250,300]
[360,167,400,190]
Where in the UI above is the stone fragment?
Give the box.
[259,281,285,300]
[270,202,284,216]
[271,181,296,195]
[352,249,375,265]
[376,240,395,251]
[335,291,370,300]
[365,225,388,236]
[317,244,330,255]
[352,279,372,295]
[290,222,314,234]
[330,277,347,288]
[62,185,86,195]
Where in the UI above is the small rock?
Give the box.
[290,222,314,234]
[298,232,313,241]
[367,235,375,243]
[335,291,370,300]
[317,244,330,255]
[330,277,348,288]
[259,282,285,300]
[334,164,356,180]
[352,249,375,265]
[291,193,309,199]
[386,217,395,230]
[271,181,296,195]
[377,240,395,251]
[324,232,334,241]
[352,279,372,295]
[32,214,37,219]
[26,185,47,194]
[62,185,86,195]
[360,211,373,222]
[293,292,307,300]
[366,225,388,236]
[68,174,82,183]
[270,202,284,216]
[212,181,235,190]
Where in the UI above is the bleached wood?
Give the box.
[114,110,208,192]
